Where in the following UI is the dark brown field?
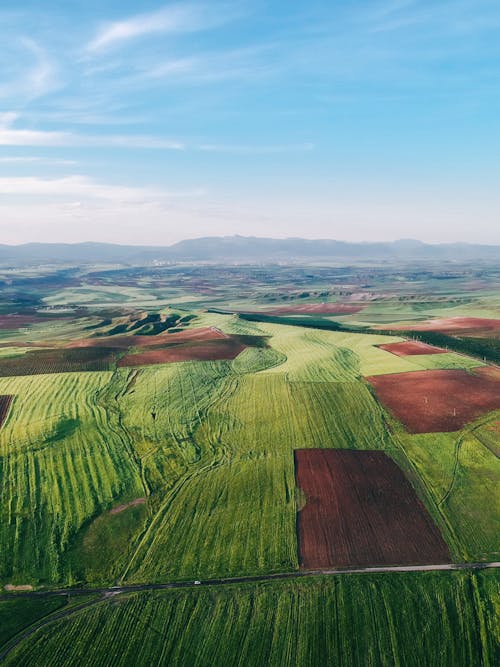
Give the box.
[267,303,364,315]
[0,395,13,428]
[118,338,246,366]
[295,449,450,569]
[0,348,117,377]
[366,368,500,433]
[378,341,445,356]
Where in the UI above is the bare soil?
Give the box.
[378,341,446,356]
[295,449,450,569]
[366,368,500,433]
[110,497,146,515]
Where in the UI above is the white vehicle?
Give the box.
[194,580,201,585]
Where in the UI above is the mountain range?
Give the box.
[1,236,500,265]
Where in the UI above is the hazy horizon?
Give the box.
[2,234,500,249]
[1,1,500,245]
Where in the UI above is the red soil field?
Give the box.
[0,395,13,428]
[65,326,227,349]
[118,338,245,367]
[267,303,364,315]
[382,317,500,337]
[378,341,446,356]
[366,368,500,433]
[295,449,450,569]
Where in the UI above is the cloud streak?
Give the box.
[0,126,184,149]
[86,2,240,53]
[0,175,205,202]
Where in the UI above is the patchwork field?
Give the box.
[0,261,499,666]
[366,368,500,433]
[295,449,450,569]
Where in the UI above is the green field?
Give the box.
[2,571,498,667]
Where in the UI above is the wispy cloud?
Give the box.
[0,39,59,101]
[0,126,184,149]
[145,44,278,85]
[0,156,77,165]
[198,142,315,154]
[0,175,205,202]
[86,2,241,53]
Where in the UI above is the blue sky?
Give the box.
[1,0,499,245]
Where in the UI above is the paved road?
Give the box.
[1,561,499,662]
[2,560,499,600]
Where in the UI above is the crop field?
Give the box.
[0,346,118,376]
[2,571,498,667]
[366,368,500,433]
[399,427,500,561]
[295,449,450,568]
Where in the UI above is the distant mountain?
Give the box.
[1,236,500,266]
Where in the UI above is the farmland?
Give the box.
[0,261,499,664]
[367,369,500,433]
[295,449,450,569]
[2,572,498,667]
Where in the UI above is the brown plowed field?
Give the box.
[118,338,245,366]
[382,317,500,337]
[267,303,364,315]
[378,341,445,356]
[0,395,13,428]
[295,449,450,569]
[366,368,500,433]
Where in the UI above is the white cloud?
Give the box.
[0,175,205,202]
[86,3,237,53]
[0,126,184,149]
[0,156,77,165]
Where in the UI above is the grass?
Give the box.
[0,596,66,648]
[4,571,499,666]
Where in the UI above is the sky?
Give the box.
[1,0,499,246]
